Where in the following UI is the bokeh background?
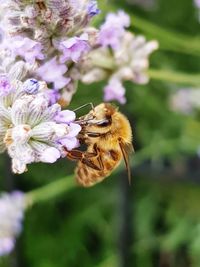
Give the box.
[1,0,200,266]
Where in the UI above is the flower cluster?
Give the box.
[0,192,25,256]
[0,0,100,105]
[0,59,81,174]
[0,2,158,106]
[79,11,158,103]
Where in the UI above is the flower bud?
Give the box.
[23,78,39,95]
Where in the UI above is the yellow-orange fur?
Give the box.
[75,103,133,187]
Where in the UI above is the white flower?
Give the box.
[113,32,158,84]
[0,67,81,173]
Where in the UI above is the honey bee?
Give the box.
[66,103,133,187]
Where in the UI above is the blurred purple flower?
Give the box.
[10,36,44,64]
[0,191,25,257]
[88,0,100,17]
[104,78,126,104]
[98,10,130,50]
[0,75,13,97]
[45,89,61,105]
[194,0,200,8]
[170,88,200,114]
[37,57,70,89]
[59,33,90,63]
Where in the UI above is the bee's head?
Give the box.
[86,103,117,132]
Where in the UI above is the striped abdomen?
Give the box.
[75,148,122,187]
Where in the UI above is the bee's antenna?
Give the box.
[73,103,94,113]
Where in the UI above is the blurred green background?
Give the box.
[1,0,200,266]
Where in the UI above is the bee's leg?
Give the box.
[77,132,102,144]
[66,150,101,171]
[66,150,97,160]
[86,132,102,137]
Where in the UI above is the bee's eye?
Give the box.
[97,119,111,127]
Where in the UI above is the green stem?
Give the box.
[90,52,116,70]
[91,53,200,86]
[148,69,200,86]
[25,175,75,207]
[23,136,197,207]
[129,15,200,56]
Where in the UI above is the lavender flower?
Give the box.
[104,78,126,104]
[45,89,61,105]
[80,25,158,103]
[0,191,25,256]
[113,32,158,84]
[0,0,101,106]
[37,57,70,90]
[98,10,130,50]
[58,33,90,63]
[23,78,40,95]
[1,0,100,52]
[0,74,13,97]
[194,0,200,8]
[88,0,101,17]
[9,36,45,64]
[0,61,81,173]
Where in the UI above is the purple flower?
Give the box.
[58,123,81,151]
[0,27,4,43]
[58,33,90,63]
[22,78,40,95]
[194,0,200,8]
[0,75,13,97]
[104,78,126,104]
[54,109,81,150]
[98,11,130,50]
[45,89,61,105]
[37,57,70,89]
[55,110,76,124]
[0,76,80,173]
[0,191,25,256]
[10,36,44,64]
[88,0,100,17]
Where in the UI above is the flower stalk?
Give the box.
[148,69,200,86]
[25,174,75,207]
[89,53,200,86]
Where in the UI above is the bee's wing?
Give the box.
[119,139,134,185]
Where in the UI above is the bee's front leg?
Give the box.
[77,132,102,144]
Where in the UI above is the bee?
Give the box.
[66,103,133,187]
